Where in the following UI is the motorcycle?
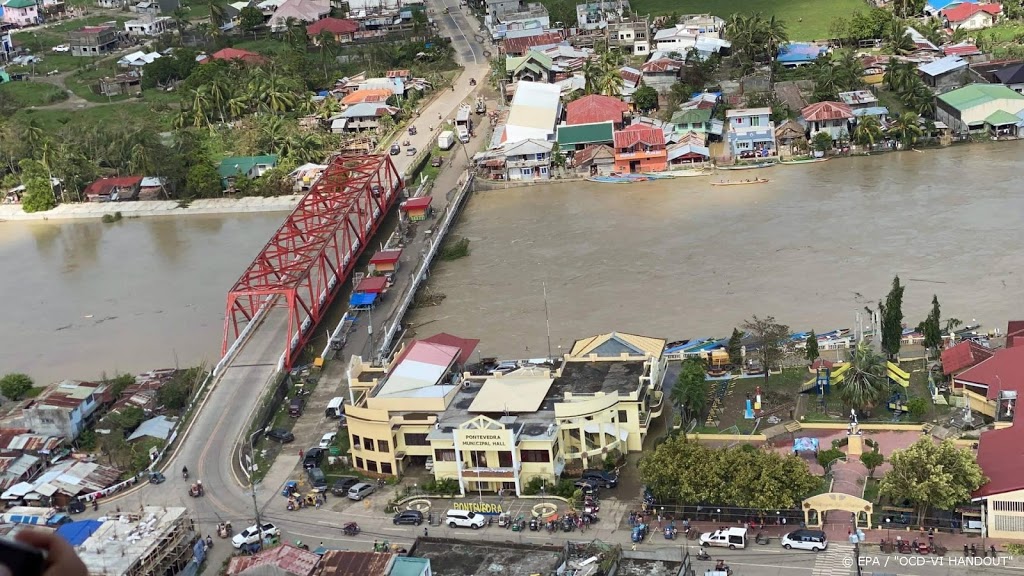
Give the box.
[343,522,360,536]
[182,468,189,480]
[696,549,711,561]
[205,535,213,549]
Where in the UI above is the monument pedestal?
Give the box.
[847,422,863,456]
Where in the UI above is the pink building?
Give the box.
[2,0,40,27]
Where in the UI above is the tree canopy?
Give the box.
[839,341,888,413]
[671,358,709,424]
[919,295,942,353]
[805,330,819,364]
[639,436,820,509]
[880,276,906,359]
[879,438,986,521]
[0,373,34,400]
[742,315,790,383]
[632,85,659,112]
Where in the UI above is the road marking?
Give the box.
[438,0,477,65]
[812,543,854,576]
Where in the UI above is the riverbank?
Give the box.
[0,195,302,221]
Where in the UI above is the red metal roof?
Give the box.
[502,32,562,55]
[211,47,266,64]
[810,359,835,370]
[356,275,387,294]
[800,101,855,122]
[942,2,1000,22]
[315,551,393,576]
[940,340,994,375]
[402,196,433,211]
[369,249,402,264]
[620,68,641,85]
[566,94,630,126]
[306,17,359,36]
[613,124,665,149]
[83,176,143,198]
[423,332,480,365]
[943,43,981,57]
[228,544,321,576]
[975,423,1024,498]
[954,345,1024,399]
[386,69,410,78]
[1006,320,1024,347]
[641,58,683,73]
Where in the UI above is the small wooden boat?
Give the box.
[716,161,776,171]
[710,178,769,186]
[781,157,830,165]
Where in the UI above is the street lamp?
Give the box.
[248,428,267,546]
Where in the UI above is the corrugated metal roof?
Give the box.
[918,55,968,77]
[315,551,393,576]
[506,81,560,143]
[557,121,615,146]
[570,332,666,358]
[227,544,320,576]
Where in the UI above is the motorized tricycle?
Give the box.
[343,522,360,536]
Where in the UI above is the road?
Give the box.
[101,0,492,571]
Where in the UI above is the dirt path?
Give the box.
[31,72,103,110]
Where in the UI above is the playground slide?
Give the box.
[886,362,910,388]
[829,363,850,385]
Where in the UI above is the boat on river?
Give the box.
[716,161,776,171]
[780,157,830,165]
[648,169,710,178]
[710,178,769,186]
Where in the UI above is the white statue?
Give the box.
[850,409,858,425]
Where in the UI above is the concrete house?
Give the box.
[606,16,648,56]
[640,58,682,93]
[613,124,667,173]
[506,52,555,83]
[935,83,1024,135]
[481,138,554,182]
[725,107,776,158]
[800,101,855,142]
[918,55,969,90]
[992,62,1024,94]
[2,0,40,27]
[69,25,119,57]
[335,103,399,132]
[218,155,279,188]
[839,90,889,122]
[0,381,109,441]
[941,2,1000,30]
[556,121,615,152]
[124,16,172,36]
[670,107,713,135]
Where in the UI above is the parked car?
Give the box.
[331,476,360,496]
[66,499,86,515]
[781,529,828,552]
[51,45,69,52]
[303,447,324,470]
[700,527,747,550]
[430,156,443,167]
[318,432,336,449]
[581,469,618,488]
[266,428,295,443]
[347,482,375,501]
[307,467,327,492]
[445,509,486,529]
[232,523,280,549]
[390,144,401,155]
[288,396,304,417]
[393,510,424,525]
[406,147,417,156]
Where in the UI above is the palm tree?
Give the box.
[598,68,624,97]
[286,132,325,163]
[887,112,924,149]
[812,63,841,101]
[763,15,789,60]
[904,80,935,117]
[317,30,337,80]
[171,7,190,44]
[582,58,601,95]
[886,21,916,54]
[838,342,889,414]
[208,0,227,31]
[852,115,884,149]
[883,60,915,93]
[670,358,708,424]
[20,120,45,155]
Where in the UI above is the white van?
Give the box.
[699,527,747,549]
[781,529,828,551]
[325,397,346,419]
[445,509,486,529]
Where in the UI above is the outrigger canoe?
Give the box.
[716,161,776,170]
[710,178,769,186]
[780,157,830,165]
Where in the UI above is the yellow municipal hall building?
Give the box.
[342,332,667,494]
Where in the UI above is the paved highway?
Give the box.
[102,1,492,571]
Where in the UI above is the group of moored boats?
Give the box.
[587,156,830,186]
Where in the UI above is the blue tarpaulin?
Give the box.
[793,437,820,453]
[349,292,377,307]
[56,520,103,546]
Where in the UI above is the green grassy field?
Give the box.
[13,100,176,132]
[0,81,68,108]
[630,0,868,40]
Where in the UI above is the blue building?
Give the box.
[725,108,777,158]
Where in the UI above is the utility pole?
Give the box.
[248,429,265,544]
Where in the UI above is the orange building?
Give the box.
[613,125,667,173]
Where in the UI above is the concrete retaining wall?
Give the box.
[0,196,301,221]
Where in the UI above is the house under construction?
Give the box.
[75,506,198,576]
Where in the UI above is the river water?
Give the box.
[0,214,286,383]
[2,144,1022,383]
[408,143,1024,357]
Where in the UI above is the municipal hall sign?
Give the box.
[458,431,509,449]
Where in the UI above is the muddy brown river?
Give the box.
[409,143,1024,357]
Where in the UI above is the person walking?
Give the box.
[423,527,428,538]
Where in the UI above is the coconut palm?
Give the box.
[762,15,789,59]
[887,112,924,148]
[838,342,889,413]
[582,58,601,95]
[208,0,227,32]
[903,81,935,117]
[852,115,884,149]
[883,60,915,93]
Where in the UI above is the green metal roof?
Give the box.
[557,121,614,146]
[390,557,430,576]
[218,155,279,179]
[938,84,1024,111]
[3,0,37,8]
[506,52,553,75]
[984,109,1021,126]
[671,108,712,125]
